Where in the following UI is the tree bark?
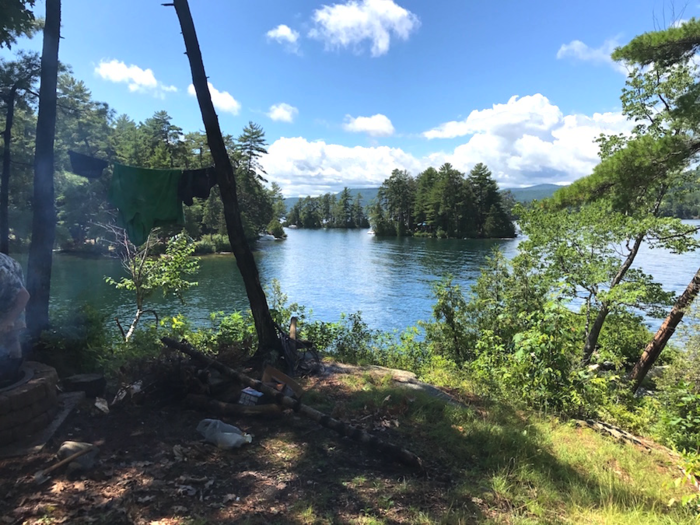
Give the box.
[582,232,645,364]
[628,266,700,392]
[582,304,609,364]
[125,308,143,341]
[0,86,17,255]
[171,0,281,357]
[26,0,60,340]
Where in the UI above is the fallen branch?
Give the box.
[161,337,424,470]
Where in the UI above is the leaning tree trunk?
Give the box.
[170,0,281,357]
[0,86,17,255]
[582,232,645,364]
[26,0,61,340]
[629,266,700,392]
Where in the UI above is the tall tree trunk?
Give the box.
[26,0,60,340]
[582,232,645,364]
[171,0,281,357]
[628,266,700,392]
[0,86,17,255]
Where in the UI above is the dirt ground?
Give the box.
[0,371,459,525]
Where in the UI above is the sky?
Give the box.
[4,0,698,196]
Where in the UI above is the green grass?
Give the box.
[299,371,699,524]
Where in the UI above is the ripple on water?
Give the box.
[34,221,699,333]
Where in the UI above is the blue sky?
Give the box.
[5,0,698,196]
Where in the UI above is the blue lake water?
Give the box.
[41,220,700,334]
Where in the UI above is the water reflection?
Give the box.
[38,220,699,333]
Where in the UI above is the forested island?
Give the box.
[285,163,516,238]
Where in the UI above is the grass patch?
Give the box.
[302,371,699,524]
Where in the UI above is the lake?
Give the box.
[44,221,699,334]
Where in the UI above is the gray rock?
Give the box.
[58,441,99,470]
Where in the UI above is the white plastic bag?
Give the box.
[196,419,252,449]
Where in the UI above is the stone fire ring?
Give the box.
[0,362,59,448]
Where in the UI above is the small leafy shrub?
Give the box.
[330,312,381,364]
[654,304,700,452]
[161,312,256,355]
[594,311,655,368]
[657,380,700,451]
[469,302,601,416]
[212,234,232,252]
[422,276,473,363]
[107,325,163,375]
[193,237,216,255]
[671,452,700,508]
[38,305,113,375]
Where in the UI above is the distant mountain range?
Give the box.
[506,183,562,202]
[282,183,562,212]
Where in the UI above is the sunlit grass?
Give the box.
[309,371,700,524]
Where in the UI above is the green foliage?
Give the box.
[467,301,605,416]
[285,188,369,229]
[654,305,700,452]
[660,172,700,219]
[106,233,199,310]
[162,311,257,356]
[596,312,655,368]
[267,218,286,239]
[0,0,36,49]
[671,452,700,508]
[498,304,578,412]
[104,233,199,341]
[193,237,215,255]
[37,305,113,375]
[370,163,514,239]
[422,276,473,363]
[612,17,700,67]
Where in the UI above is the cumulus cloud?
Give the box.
[267,103,299,123]
[263,94,634,196]
[308,0,420,57]
[424,94,632,187]
[423,95,562,140]
[557,39,629,74]
[343,114,395,136]
[266,24,300,53]
[95,59,177,97]
[263,137,423,196]
[187,82,241,115]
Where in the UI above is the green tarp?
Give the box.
[108,163,184,246]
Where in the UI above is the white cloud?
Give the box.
[423,95,562,140]
[263,94,634,196]
[308,0,420,57]
[95,59,177,97]
[557,39,629,74]
[671,19,689,28]
[263,137,422,196]
[266,24,300,53]
[268,103,299,123]
[187,82,241,115]
[424,94,632,188]
[343,114,395,136]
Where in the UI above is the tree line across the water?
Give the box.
[284,163,516,239]
[285,188,370,229]
[0,52,284,254]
